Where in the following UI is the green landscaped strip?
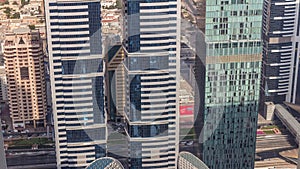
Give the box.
[180,128,195,135]
[180,134,195,140]
[262,130,275,134]
[261,125,278,129]
[12,138,53,146]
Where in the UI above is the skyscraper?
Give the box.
[260,0,299,106]
[3,28,47,129]
[121,0,181,167]
[44,0,106,168]
[194,1,263,168]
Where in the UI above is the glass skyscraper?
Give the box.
[121,0,181,167]
[195,0,263,168]
[44,0,106,168]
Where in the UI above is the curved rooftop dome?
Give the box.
[85,157,124,169]
[178,151,209,169]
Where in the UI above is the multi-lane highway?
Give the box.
[255,126,298,168]
[256,135,296,152]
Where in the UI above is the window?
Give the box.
[20,67,29,80]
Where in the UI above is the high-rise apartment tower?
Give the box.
[3,28,47,129]
[44,0,106,168]
[121,0,181,167]
[260,0,300,108]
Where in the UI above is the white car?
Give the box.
[186,141,193,146]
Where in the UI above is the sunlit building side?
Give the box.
[3,28,47,129]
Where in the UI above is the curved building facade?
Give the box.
[178,152,209,169]
[85,157,124,169]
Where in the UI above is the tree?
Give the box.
[108,5,115,9]
[20,0,29,7]
[11,12,20,19]
[115,0,122,9]
[3,7,11,18]
[28,24,35,30]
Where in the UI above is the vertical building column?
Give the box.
[297,134,300,169]
[0,118,7,169]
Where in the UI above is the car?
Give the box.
[186,141,193,146]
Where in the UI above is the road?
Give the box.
[6,149,56,169]
[255,124,298,168]
[256,134,296,152]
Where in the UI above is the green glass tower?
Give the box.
[194,0,263,168]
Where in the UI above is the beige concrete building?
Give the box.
[105,44,125,122]
[3,27,46,128]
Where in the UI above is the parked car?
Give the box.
[186,140,193,146]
